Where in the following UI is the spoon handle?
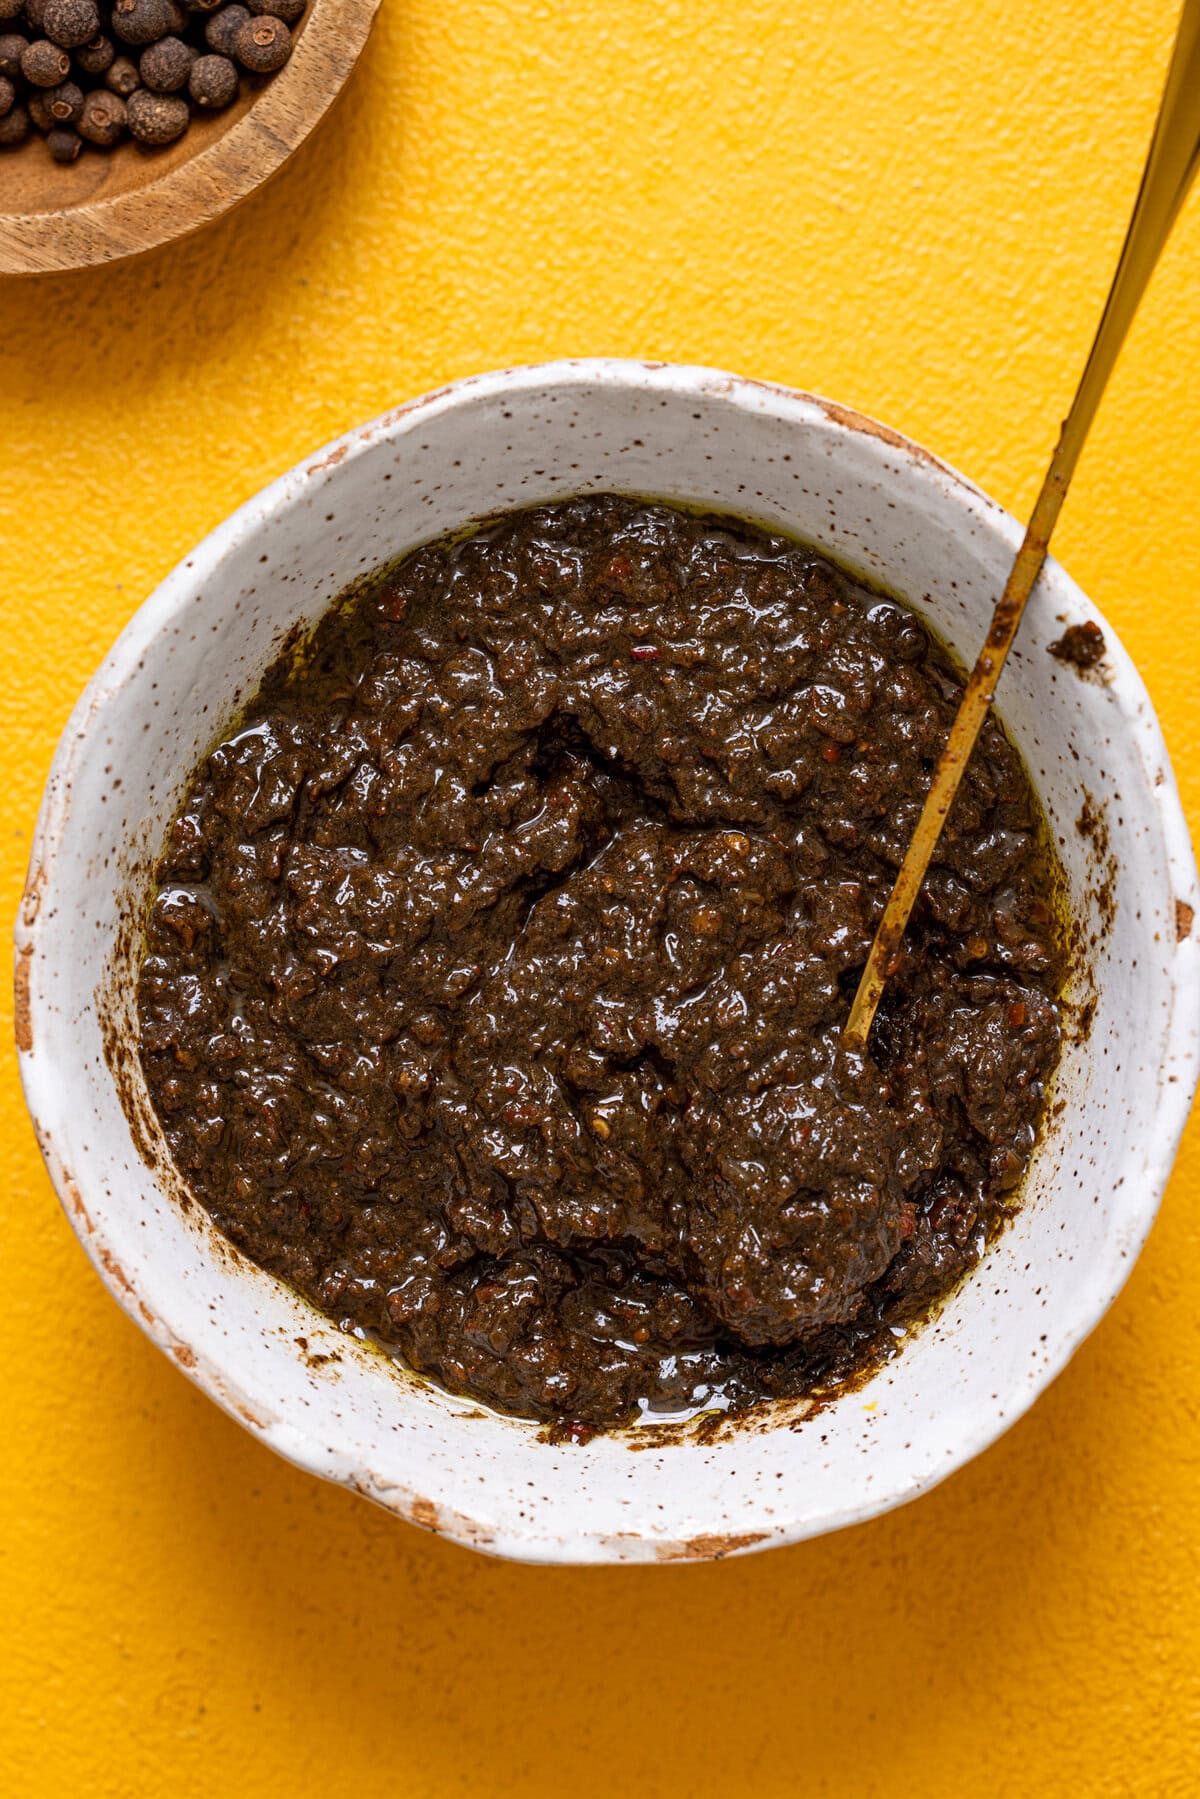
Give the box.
[844,0,1200,1051]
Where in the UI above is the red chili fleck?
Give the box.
[630,644,661,661]
[821,742,841,762]
[1008,1001,1027,1028]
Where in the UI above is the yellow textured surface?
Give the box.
[2,1,1199,1792]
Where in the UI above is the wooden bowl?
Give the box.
[0,0,381,276]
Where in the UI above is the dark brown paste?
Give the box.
[1049,620,1106,669]
[138,497,1063,1434]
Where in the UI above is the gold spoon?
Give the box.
[844,0,1200,1051]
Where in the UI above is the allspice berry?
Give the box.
[0,97,27,141]
[126,83,187,142]
[104,52,139,94]
[22,37,72,84]
[112,0,182,47]
[203,2,246,55]
[47,123,81,159]
[187,49,235,108]
[45,76,83,122]
[75,31,115,74]
[247,0,301,23]
[232,12,287,73]
[0,0,307,158]
[0,35,26,82]
[78,84,125,142]
[43,0,100,48]
[140,32,193,89]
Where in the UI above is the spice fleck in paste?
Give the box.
[138,498,1062,1434]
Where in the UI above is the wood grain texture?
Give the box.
[0,0,381,275]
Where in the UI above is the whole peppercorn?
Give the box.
[247,0,302,24]
[104,53,138,94]
[75,31,114,74]
[78,84,125,142]
[126,84,187,142]
[0,0,22,19]
[203,3,247,55]
[25,0,49,28]
[43,0,99,48]
[188,50,235,108]
[47,123,81,159]
[112,0,182,47]
[28,87,54,127]
[233,12,288,73]
[0,98,28,141]
[0,33,26,81]
[0,72,12,115]
[184,0,224,10]
[45,77,83,123]
[140,33,193,90]
[22,37,72,85]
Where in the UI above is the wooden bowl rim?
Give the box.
[0,0,382,277]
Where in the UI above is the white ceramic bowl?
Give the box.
[16,362,1200,1564]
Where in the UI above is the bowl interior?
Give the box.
[18,362,1199,1562]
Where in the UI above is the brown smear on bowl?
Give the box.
[99,898,168,1186]
[1076,789,1118,944]
[815,396,951,477]
[655,1529,772,1562]
[129,496,1069,1442]
[1049,620,1107,673]
[13,942,33,1054]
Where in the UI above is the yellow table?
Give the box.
[2,3,1197,1792]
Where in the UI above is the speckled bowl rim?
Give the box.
[16,360,1200,1562]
